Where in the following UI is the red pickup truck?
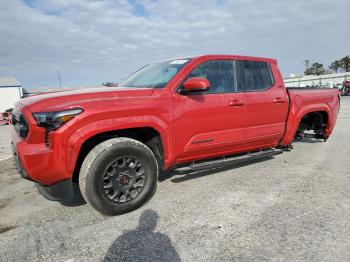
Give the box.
[11,55,340,215]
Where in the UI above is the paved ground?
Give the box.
[0,124,12,161]
[0,97,349,262]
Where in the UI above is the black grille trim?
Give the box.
[12,109,29,138]
[45,130,50,147]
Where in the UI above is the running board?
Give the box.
[174,148,284,175]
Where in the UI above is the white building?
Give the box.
[284,72,349,88]
[0,77,22,112]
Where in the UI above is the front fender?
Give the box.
[66,115,172,172]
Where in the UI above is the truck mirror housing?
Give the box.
[182,77,210,93]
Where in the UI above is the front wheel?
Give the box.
[79,138,158,216]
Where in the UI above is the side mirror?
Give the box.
[182,77,210,93]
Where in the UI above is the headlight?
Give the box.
[33,108,83,130]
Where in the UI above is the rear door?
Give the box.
[173,59,246,162]
[238,60,289,146]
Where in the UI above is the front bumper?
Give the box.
[10,124,71,183]
[11,127,74,202]
[12,142,32,181]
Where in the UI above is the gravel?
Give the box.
[0,97,349,262]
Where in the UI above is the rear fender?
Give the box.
[280,103,331,145]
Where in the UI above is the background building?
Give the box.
[0,77,22,112]
[284,72,349,88]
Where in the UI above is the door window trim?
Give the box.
[237,60,276,93]
[177,59,243,95]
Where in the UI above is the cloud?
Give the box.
[0,0,349,89]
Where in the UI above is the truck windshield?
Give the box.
[118,59,190,88]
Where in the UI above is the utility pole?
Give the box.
[57,69,62,87]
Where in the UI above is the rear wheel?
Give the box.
[79,138,158,216]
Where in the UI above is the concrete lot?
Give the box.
[0,124,12,161]
[0,97,349,262]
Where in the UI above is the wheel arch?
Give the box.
[67,120,169,182]
[280,104,331,145]
[296,110,329,133]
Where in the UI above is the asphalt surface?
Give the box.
[0,97,349,262]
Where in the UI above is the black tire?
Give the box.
[79,138,158,216]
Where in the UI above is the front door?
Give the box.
[173,60,246,163]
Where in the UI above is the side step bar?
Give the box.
[174,148,284,175]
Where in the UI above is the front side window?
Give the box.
[186,60,237,94]
[239,61,274,91]
[119,59,190,88]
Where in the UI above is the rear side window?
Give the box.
[187,60,238,93]
[239,61,274,91]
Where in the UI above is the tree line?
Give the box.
[304,56,350,76]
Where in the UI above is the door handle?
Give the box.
[273,97,286,103]
[228,100,245,106]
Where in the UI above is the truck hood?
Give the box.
[18,87,155,112]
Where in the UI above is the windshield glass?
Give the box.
[118,59,190,88]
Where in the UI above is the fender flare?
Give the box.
[66,116,172,172]
[280,103,331,145]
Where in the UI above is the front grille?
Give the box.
[11,109,29,138]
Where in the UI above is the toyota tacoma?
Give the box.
[11,55,340,215]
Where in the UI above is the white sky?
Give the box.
[0,0,349,90]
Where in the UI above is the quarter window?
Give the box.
[186,60,238,93]
[240,61,274,91]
